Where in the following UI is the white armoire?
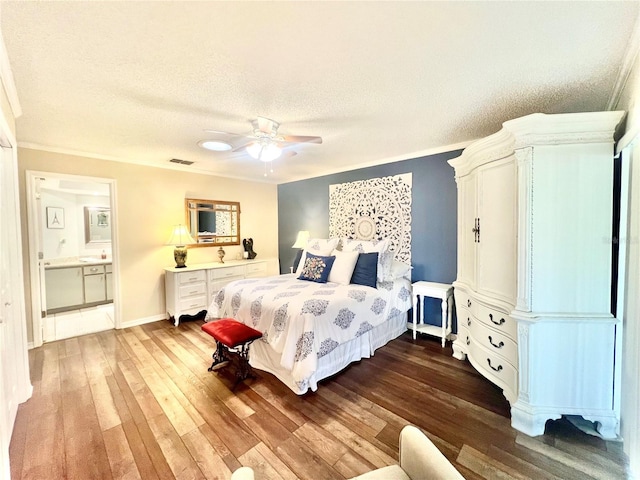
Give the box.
[448,111,625,438]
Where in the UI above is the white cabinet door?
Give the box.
[476,157,517,304]
[106,272,113,301]
[457,173,477,289]
[45,267,83,310]
[84,274,106,303]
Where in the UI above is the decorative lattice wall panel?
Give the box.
[329,173,412,264]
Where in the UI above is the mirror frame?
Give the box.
[84,206,111,244]
[185,198,241,247]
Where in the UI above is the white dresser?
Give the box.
[164,259,273,326]
[448,111,625,439]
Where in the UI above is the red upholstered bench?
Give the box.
[201,318,263,388]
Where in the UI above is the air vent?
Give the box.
[170,158,194,165]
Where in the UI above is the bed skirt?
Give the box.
[248,311,408,394]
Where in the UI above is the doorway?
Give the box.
[26,171,119,346]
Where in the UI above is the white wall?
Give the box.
[40,189,110,260]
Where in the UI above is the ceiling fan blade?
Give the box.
[281,151,298,159]
[233,141,254,152]
[279,135,323,144]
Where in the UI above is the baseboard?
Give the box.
[119,313,168,330]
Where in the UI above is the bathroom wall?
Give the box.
[40,189,111,260]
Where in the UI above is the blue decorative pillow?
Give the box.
[350,252,379,288]
[298,253,336,283]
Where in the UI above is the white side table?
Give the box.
[410,281,453,347]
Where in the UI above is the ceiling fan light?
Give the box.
[247,141,282,162]
[199,140,232,152]
[246,142,263,159]
[261,143,281,162]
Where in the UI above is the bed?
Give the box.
[204,267,412,394]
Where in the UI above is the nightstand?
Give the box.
[410,281,453,347]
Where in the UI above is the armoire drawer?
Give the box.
[468,340,518,396]
[468,316,517,365]
[454,290,474,315]
[474,303,517,340]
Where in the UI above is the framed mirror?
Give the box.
[186,199,240,246]
[84,206,111,244]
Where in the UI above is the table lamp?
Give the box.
[291,230,310,273]
[166,224,196,268]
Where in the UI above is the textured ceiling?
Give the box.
[1,1,638,184]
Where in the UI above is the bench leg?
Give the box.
[208,341,230,371]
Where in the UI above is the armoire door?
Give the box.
[476,156,517,304]
[457,172,477,289]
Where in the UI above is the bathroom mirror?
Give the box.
[84,206,111,244]
[185,199,240,247]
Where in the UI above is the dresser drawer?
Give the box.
[469,340,517,397]
[178,270,206,285]
[245,261,267,276]
[474,303,517,340]
[179,296,207,312]
[468,316,517,365]
[179,282,207,299]
[210,265,245,280]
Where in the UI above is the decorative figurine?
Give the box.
[217,246,225,263]
[243,238,257,259]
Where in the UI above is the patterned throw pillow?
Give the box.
[298,253,336,283]
[295,237,339,273]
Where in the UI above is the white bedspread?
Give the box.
[205,274,412,393]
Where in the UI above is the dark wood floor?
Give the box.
[9,320,629,479]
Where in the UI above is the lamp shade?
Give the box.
[292,230,310,249]
[165,224,196,246]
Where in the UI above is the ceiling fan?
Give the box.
[201,116,322,166]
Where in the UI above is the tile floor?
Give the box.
[49,303,114,341]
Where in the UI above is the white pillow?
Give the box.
[340,238,392,281]
[390,260,412,280]
[295,237,339,273]
[327,250,359,285]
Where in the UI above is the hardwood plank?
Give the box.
[239,442,294,480]
[61,385,112,479]
[181,426,233,480]
[147,413,206,480]
[276,435,342,480]
[103,424,142,480]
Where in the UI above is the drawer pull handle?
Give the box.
[189,291,199,295]
[489,313,505,326]
[487,359,503,372]
[467,299,471,307]
[467,318,471,327]
[466,337,470,346]
[488,336,504,349]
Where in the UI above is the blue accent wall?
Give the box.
[277,149,461,330]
